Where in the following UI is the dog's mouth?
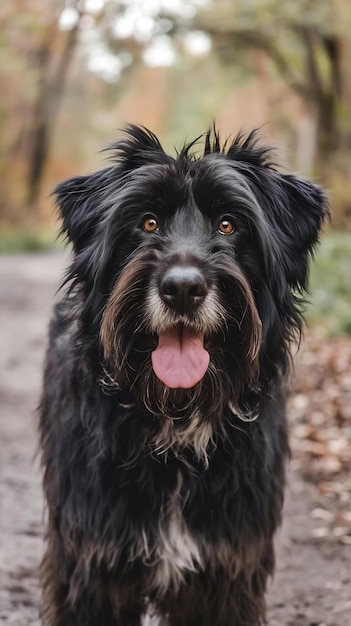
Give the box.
[151,324,210,389]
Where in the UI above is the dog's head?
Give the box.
[56,125,328,428]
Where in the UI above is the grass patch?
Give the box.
[0,228,61,253]
[307,231,351,336]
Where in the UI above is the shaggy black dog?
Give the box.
[39,125,328,626]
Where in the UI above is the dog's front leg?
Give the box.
[160,559,270,626]
[40,533,144,626]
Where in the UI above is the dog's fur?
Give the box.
[38,125,328,625]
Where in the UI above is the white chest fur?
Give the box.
[130,472,204,596]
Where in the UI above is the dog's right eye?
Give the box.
[143,216,159,233]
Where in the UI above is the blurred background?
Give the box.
[0,2,350,622]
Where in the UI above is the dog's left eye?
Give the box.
[218,218,235,235]
[143,216,159,232]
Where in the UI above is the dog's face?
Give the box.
[56,125,328,435]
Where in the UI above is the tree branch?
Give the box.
[195,23,308,97]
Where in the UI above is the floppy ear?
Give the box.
[273,173,329,289]
[54,169,113,252]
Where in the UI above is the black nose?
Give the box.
[160,266,208,314]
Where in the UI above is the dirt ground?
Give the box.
[0,253,350,626]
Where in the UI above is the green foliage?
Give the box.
[0,228,59,253]
[307,231,351,336]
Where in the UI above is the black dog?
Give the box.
[39,125,328,626]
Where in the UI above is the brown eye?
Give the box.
[218,218,234,235]
[143,216,158,232]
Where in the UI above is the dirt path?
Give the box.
[0,253,350,626]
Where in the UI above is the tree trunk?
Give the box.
[26,39,53,206]
[300,26,345,161]
[27,22,80,207]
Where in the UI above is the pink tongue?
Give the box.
[151,327,210,389]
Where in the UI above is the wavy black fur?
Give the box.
[39,125,329,626]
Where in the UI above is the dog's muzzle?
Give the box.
[151,265,210,390]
